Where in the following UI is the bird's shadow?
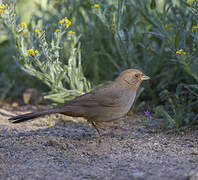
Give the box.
[1,109,149,142]
[0,117,134,143]
[0,120,101,142]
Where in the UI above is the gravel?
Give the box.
[0,106,198,180]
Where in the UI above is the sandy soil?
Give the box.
[0,106,198,180]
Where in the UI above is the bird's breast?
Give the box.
[120,89,136,114]
[102,89,136,121]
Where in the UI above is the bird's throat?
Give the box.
[123,79,138,89]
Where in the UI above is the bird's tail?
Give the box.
[8,108,62,123]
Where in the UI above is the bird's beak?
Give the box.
[141,75,150,80]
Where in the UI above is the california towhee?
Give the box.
[9,69,150,134]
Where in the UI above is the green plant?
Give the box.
[0,0,197,127]
[1,1,91,103]
[155,85,197,128]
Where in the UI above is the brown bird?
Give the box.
[9,69,150,134]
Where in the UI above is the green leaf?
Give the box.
[150,0,156,9]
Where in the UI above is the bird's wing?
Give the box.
[65,85,122,108]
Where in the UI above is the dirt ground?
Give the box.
[0,105,198,180]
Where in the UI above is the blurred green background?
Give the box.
[0,0,197,128]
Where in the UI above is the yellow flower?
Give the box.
[68,30,75,35]
[58,17,71,28]
[176,49,182,54]
[1,4,5,9]
[21,22,27,28]
[66,21,71,28]
[188,0,195,5]
[35,29,41,35]
[58,18,64,24]
[0,4,5,14]
[6,4,8,7]
[28,49,34,56]
[165,24,171,31]
[28,49,39,56]
[176,51,180,54]
[176,49,186,55]
[54,29,60,34]
[28,49,34,53]
[65,17,71,28]
[192,25,198,31]
[93,4,99,8]
[65,17,69,23]
[23,29,28,35]
[35,50,39,54]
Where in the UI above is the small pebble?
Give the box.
[188,144,194,148]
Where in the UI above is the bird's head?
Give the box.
[116,69,150,89]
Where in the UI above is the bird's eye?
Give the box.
[134,74,139,78]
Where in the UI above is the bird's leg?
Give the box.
[90,121,101,136]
